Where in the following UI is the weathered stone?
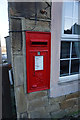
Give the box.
[26,19,50,32]
[51,110,67,118]
[27,96,49,111]
[78,91,80,97]
[54,95,66,102]
[28,107,51,118]
[17,112,20,118]
[45,102,60,113]
[78,83,80,91]
[10,18,22,53]
[48,98,55,105]
[49,95,66,105]
[15,85,27,113]
[27,90,48,101]
[36,2,51,19]
[12,32,22,53]
[11,18,22,31]
[9,2,51,19]
[66,105,79,115]
[66,92,80,100]
[20,112,28,118]
[75,98,79,105]
[14,55,24,86]
[60,98,78,109]
[8,2,35,17]
[78,97,80,110]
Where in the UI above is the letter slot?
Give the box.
[30,39,48,46]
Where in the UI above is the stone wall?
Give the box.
[14,85,80,118]
[8,2,80,118]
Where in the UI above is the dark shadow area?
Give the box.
[2,63,17,119]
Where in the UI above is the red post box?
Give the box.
[26,31,51,93]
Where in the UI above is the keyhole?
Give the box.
[34,71,35,76]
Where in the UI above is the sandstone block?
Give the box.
[9,2,51,19]
[11,19,22,31]
[28,107,51,118]
[66,92,80,100]
[10,18,22,53]
[14,55,24,87]
[27,96,48,111]
[15,86,27,113]
[51,110,67,118]
[26,19,50,32]
[79,91,80,97]
[17,112,21,119]
[48,98,55,105]
[60,98,77,109]
[78,97,80,109]
[45,102,60,113]
[27,90,48,101]
[20,112,28,118]
[66,105,79,115]
[49,95,66,105]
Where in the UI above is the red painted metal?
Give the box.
[26,31,51,93]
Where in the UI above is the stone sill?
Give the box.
[58,74,80,84]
